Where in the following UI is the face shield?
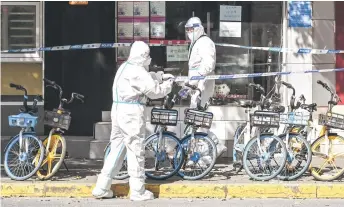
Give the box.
[185,23,202,42]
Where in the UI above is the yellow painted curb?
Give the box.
[1,183,344,198]
[317,184,344,198]
[227,184,317,198]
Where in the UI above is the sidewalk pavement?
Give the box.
[1,158,344,199]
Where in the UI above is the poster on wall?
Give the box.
[118,1,133,18]
[150,1,166,39]
[134,22,149,40]
[288,1,312,27]
[117,47,131,61]
[150,1,165,17]
[166,46,189,62]
[219,22,241,37]
[133,1,149,19]
[220,5,242,21]
[118,22,133,40]
[150,22,165,39]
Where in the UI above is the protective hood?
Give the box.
[185,17,205,43]
[127,41,151,67]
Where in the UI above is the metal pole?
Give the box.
[207,12,210,35]
[282,1,288,107]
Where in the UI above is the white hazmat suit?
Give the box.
[92,41,174,201]
[185,17,227,158]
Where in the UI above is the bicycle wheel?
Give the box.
[310,135,344,181]
[35,134,67,180]
[144,132,184,180]
[233,124,246,168]
[104,143,129,180]
[277,133,312,181]
[243,134,287,181]
[4,134,45,181]
[176,133,217,180]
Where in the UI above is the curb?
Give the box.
[1,183,344,198]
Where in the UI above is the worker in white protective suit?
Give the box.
[92,41,174,201]
[184,17,227,161]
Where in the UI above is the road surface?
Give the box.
[1,198,342,207]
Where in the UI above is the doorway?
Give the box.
[44,2,116,136]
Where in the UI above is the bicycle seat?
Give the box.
[301,103,317,112]
[237,100,257,108]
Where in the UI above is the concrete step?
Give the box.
[102,111,111,122]
[94,122,111,140]
[0,136,94,163]
[89,140,109,159]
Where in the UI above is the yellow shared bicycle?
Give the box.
[293,80,344,181]
[34,78,84,180]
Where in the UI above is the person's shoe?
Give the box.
[92,188,114,199]
[130,190,154,201]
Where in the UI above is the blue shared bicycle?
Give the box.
[3,83,45,181]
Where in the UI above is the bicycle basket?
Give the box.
[184,109,213,129]
[280,112,310,126]
[43,109,72,130]
[251,111,280,128]
[318,112,344,130]
[8,113,38,128]
[151,108,178,126]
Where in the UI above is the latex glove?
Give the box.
[156,71,164,78]
[177,79,189,87]
[161,78,174,94]
[162,73,175,81]
[190,90,201,108]
[149,71,163,83]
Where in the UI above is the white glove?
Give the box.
[162,73,175,81]
[190,90,201,108]
[149,71,163,83]
[161,78,174,94]
[176,79,189,87]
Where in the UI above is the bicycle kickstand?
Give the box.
[63,160,70,172]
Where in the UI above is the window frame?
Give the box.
[1,1,43,62]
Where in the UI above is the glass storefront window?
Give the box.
[116,1,283,106]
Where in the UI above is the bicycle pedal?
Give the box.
[236,166,243,174]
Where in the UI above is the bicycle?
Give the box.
[173,83,218,180]
[233,83,288,181]
[103,82,185,180]
[4,83,45,181]
[34,78,84,180]
[296,80,344,181]
[275,81,312,181]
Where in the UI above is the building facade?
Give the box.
[1,1,344,158]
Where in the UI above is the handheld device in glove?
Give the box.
[178,87,190,99]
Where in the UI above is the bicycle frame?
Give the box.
[5,83,42,156]
[43,78,84,156]
[288,80,339,158]
[234,83,274,156]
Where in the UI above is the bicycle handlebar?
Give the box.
[280,81,295,95]
[248,83,265,94]
[44,78,84,108]
[184,83,202,94]
[317,80,342,106]
[9,83,43,113]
